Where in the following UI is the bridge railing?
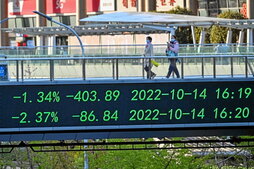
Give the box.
[0,55,253,82]
[0,44,253,57]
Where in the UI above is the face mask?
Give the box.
[146,40,150,43]
[171,38,175,41]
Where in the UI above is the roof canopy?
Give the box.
[81,12,254,29]
[80,12,232,24]
[2,12,254,36]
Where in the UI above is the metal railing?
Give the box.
[0,43,254,57]
[0,54,253,82]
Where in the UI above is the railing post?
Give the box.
[230,57,233,78]
[49,60,54,81]
[142,58,145,79]
[112,59,115,79]
[245,56,248,78]
[116,59,119,80]
[201,57,204,78]
[16,60,19,82]
[100,44,103,56]
[82,59,86,80]
[21,60,24,81]
[247,58,254,77]
[181,57,184,79]
[213,57,216,78]
[148,58,151,79]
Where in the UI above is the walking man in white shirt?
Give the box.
[144,36,156,79]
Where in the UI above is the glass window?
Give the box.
[220,9,229,13]
[209,9,219,16]
[22,18,30,27]
[8,19,16,28]
[56,36,68,46]
[47,20,52,27]
[219,0,227,8]
[70,16,76,26]
[29,18,35,27]
[228,0,237,7]
[230,9,240,12]
[51,16,60,27]
[16,18,22,28]
[198,0,207,9]
[209,0,218,9]
[61,16,70,25]
[198,9,209,16]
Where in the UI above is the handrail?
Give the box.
[0,54,253,82]
[0,43,251,48]
[0,55,253,61]
[1,44,253,58]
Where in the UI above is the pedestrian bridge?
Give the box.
[0,54,253,141]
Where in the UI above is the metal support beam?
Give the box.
[226,29,232,44]
[169,27,176,36]
[198,29,206,53]
[82,59,86,80]
[48,35,56,55]
[16,60,19,82]
[191,26,196,46]
[49,60,54,81]
[245,56,248,78]
[238,30,245,44]
[247,29,253,44]
[0,137,253,153]
[199,30,206,45]
[201,57,204,78]
[247,29,253,52]
[36,36,44,54]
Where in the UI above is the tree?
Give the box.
[210,11,245,43]
[86,139,212,169]
[158,6,194,44]
[164,6,193,15]
[0,141,83,169]
[195,27,212,44]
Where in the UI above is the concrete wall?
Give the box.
[247,0,254,45]
[247,0,254,19]
[186,0,198,15]
[76,0,87,26]
[69,33,169,46]
[0,0,9,46]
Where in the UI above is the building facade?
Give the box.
[197,0,246,17]
[0,0,253,47]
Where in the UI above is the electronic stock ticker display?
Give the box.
[1,80,254,134]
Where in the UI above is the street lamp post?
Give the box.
[33,11,86,80]
[33,11,85,57]
[33,11,88,168]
